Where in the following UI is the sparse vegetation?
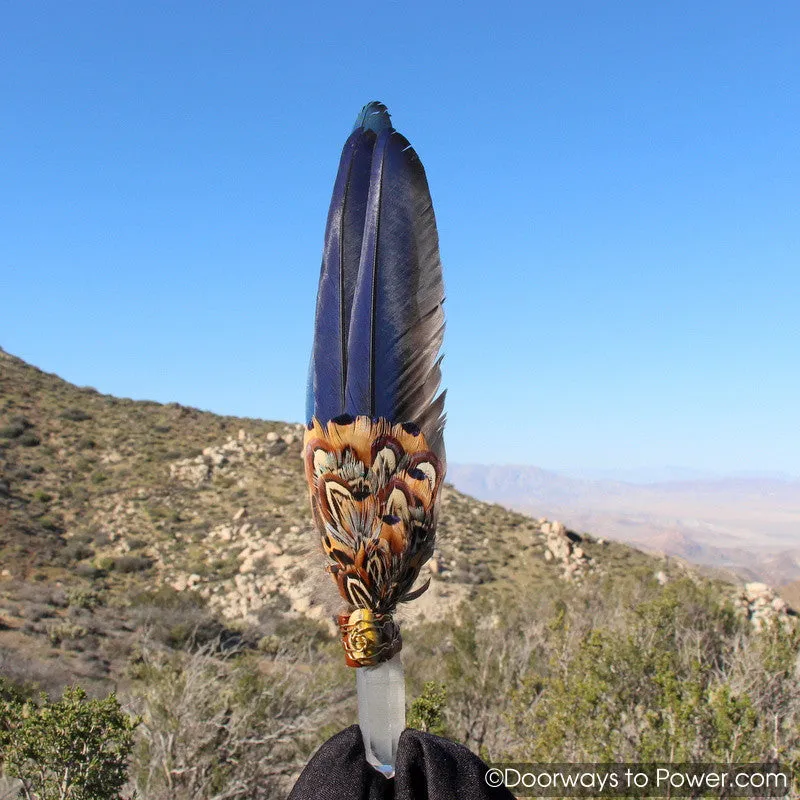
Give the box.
[125,639,348,799]
[1,348,798,797]
[402,576,800,781]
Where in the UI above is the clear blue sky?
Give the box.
[2,1,798,476]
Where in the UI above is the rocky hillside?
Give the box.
[0,347,795,699]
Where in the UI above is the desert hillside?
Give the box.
[1,347,798,799]
[1,346,674,694]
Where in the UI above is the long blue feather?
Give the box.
[306,108,386,421]
[344,125,446,460]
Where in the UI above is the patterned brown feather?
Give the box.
[303,415,442,614]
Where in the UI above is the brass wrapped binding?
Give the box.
[337,609,402,668]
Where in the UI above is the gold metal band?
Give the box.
[337,608,402,667]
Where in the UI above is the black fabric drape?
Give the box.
[288,725,515,800]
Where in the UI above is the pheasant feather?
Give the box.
[304,102,446,667]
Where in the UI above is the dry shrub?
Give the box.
[124,636,350,800]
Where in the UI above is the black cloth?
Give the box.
[288,725,515,800]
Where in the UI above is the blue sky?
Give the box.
[2,1,798,476]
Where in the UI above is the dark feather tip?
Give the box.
[401,422,421,436]
[332,413,355,425]
[353,101,393,134]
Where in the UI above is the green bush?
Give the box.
[75,563,102,579]
[408,681,448,736]
[0,675,35,705]
[0,416,32,438]
[60,408,93,421]
[47,621,88,646]
[126,537,146,550]
[68,587,103,609]
[63,541,95,561]
[146,504,180,523]
[18,431,41,447]
[128,587,230,652]
[131,585,206,610]
[0,685,139,799]
[0,423,25,439]
[509,580,800,764]
[113,555,152,573]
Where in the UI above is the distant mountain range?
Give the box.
[448,463,800,586]
[557,466,800,484]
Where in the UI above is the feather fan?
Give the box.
[304,102,446,666]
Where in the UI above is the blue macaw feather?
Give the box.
[306,114,381,423]
[307,101,445,463]
[344,128,445,461]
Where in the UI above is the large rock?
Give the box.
[736,582,796,632]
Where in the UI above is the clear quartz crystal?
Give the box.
[356,653,406,776]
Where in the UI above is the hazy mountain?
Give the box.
[448,463,800,585]
[558,466,800,484]
[559,466,726,484]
